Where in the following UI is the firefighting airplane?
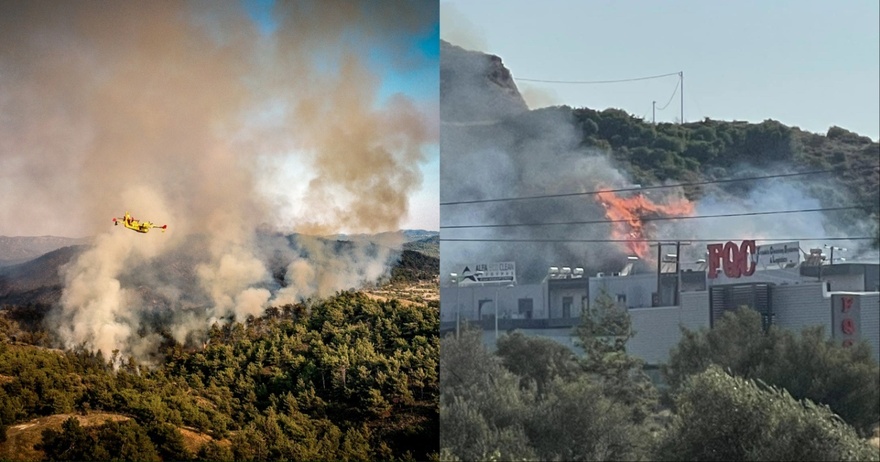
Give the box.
[112,212,167,234]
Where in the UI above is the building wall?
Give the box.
[589,273,656,309]
[548,284,587,319]
[445,265,880,365]
[440,284,544,323]
[680,291,711,330]
[823,274,866,292]
[859,293,880,362]
[709,267,803,286]
[626,291,711,365]
[771,283,831,337]
[627,306,682,365]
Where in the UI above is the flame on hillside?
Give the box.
[596,187,695,260]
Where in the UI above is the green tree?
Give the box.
[36,417,111,461]
[197,441,234,461]
[495,332,581,394]
[575,292,657,422]
[96,420,160,462]
[145,421,191,461]
[656,365,879,461]
[525,376,650,461]
[664,308,880,435]
[439,327,536,461]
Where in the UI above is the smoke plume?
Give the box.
[440,41,877,284]
[1,2,437,362]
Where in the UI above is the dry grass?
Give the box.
[0,414,232,461]
[0,413,129,462]
[365,280,439,306]
[178,426,231,455]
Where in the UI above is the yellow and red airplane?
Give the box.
[112,212,167,233]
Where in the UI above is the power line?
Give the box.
[440,168,865,206]
[516,71,680,85]
[440,205,868,230]
[654,75,681,111]
[439,237,876,243]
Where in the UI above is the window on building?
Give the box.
[562,296,573,318]
[478,299,493,321]
[518,298,533,319]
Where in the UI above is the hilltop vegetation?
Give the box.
[500,106,880,245]
[441,40,879,252]
[0,291,438,461]
[568,107,878,214]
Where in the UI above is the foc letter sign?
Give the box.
[707,240,757,279]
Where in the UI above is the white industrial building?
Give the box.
[441,252,880,365]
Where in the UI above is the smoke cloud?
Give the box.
[440,41,877,284]
[519,83,563,110]
[439,2,488,52]
[1,2,438,362]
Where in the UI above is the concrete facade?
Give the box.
[859,293,880,362]
[771,283,831,335]
[440,263,880,366]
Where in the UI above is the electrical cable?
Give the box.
[516,71,680,85]
[654,76,680,111]
[440,205,869,230]
[440,167,876,206]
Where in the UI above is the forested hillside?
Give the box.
[569,108,879,216]
[0,291,438,461]
[496,105,879,242]
[440,302,879,460]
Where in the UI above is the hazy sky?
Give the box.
[252,1,440,232]
[0,1,439,236]
[441,0,879,141]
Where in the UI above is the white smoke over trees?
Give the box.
[0,1,438,362]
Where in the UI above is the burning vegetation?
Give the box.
[596,188,695,260]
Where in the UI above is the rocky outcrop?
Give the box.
[440,40,528,124]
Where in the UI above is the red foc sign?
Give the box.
[707,240,756,279]
[838,295,858,348]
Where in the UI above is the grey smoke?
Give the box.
[440,40,877,284]
[2,2,437,363]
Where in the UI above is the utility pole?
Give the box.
[653,241,690,306]
[494,285,500,341]
[652,100,656,125]
[450,273,460,338]
[653,242,667,306]
[674,241,692,305]
[679,71,684,124]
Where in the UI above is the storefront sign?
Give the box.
[457,262,516,285]
[707,240,756,279]
[755,241,801,268]
[831,294,860,348]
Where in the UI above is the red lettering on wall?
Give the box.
[707,240,756,279]
[841,318,856,335]
[707,243,723,278]
[841,296,853,313]
[740,240,756,277]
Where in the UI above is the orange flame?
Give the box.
[596,187,695,260]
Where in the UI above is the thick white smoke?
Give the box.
[1,2,438,362]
